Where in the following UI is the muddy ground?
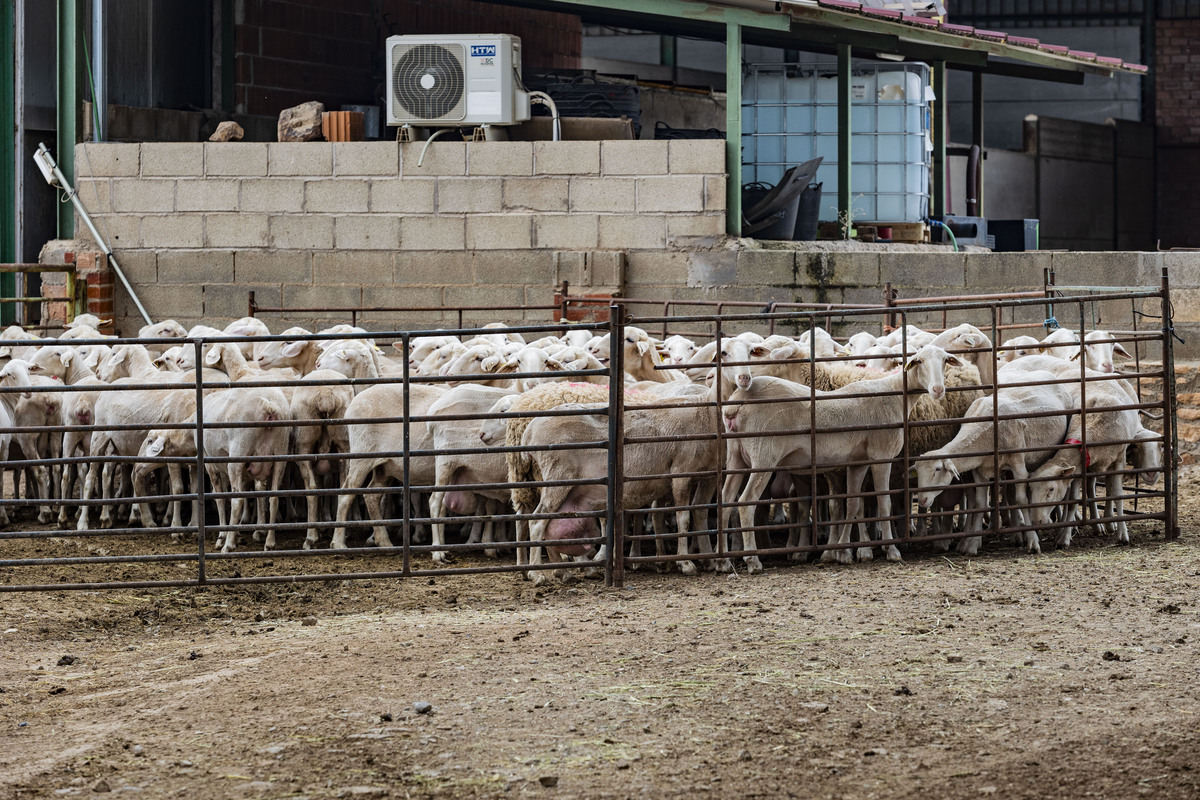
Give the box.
[1,469,1198,799]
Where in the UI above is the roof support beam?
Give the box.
[972,71,984,217]
[837,42,851,240]
[931,60,947,218]
[57,0,76,239]
[954,59,1086,85]
[2,0,16,322]
[726,21,742,237]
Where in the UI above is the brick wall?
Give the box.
[1155,19,1200,248]
[235,0,581,116]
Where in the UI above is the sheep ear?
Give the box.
[1113,342,1132,358]
[904,358,921,372]
[945,460,960,480]
[750,345,771,358]
[545,358,567,372]
[839,344,853,355]
[945,354,965,368]
[204,346,222,366]
[635,339,651,358]
[59,350,75,367]
[27,362,43,373]
[1057,464,1075,477]
[281,341,306,358]
[494,359,519,374]
[146,439,165,457]
[960,335,977,348]
[908,467,918,479]
[481,355,503,373]
[152,356,165,368]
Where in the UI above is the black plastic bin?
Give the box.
[742,182,801,240]
[794,183,822,241]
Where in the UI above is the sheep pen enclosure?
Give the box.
[2,274,1197,799]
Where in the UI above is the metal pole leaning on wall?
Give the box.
[1162,266,1180,540]
[606,303,626,588]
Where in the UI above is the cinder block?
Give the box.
[685,251,737,287]
[534,141,600,175]
[334,142,400,176]
[141,143,204,177]
[74,179,113,214]
[203,283,276,319]
[467,215,533,250]
[177,179,240,212]
[158,250,235,284]
[669,140,726,174]
[130,283,205,321]
[205,213,270,248]
[822,252,880,287]
[473,250,553,285]
[467,142,533,176]
[283,283,363,310]
[400,216,466,251]
[78,214,139,250]
[333,216,401,250]
[1050,252,1138,288]
[964,252,1052,289]
[270,215,335,250]
[141,215,204,248]
[503,178,568,212]
[236,251,312,285]
[667,214,725,245]
[880,252,965,289]
[570,178,635,213]
[395,252,473,286]
[305,180,369,213]
[1160,252,1200,288]
[313,251,394,285]
[601,141,668,176]
[269,143,334,176]
[736,251,795,287]
[587,251,626,288]
[637,176,705,213]
[443,285,525,309]
[370,179,436,213]
[355,287,447,325]
[241,179,305,213]
[599,216,666,250]
[112,179,175,213]
[438,178,502,213]
[205,143,268,177]
[705,176,728,212]
[400,141,465,176]
[626,252,690,286]
[112,250,157,284]
[534,214,599,250]
[76,142,139,177]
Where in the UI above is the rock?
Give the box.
[414,701,432,714]
[737,749,752,762]
[92,779,111,793]
[1102,650,1120,661]
[615,760,631,770]
[254,612,264,622]
[798,702,829,713]
[131,745,143,756]
[57,655,76,666]
[538,776,559,787]
[277,102,325,142]
[380,712,393,722]
[946,655,963,663]
[894,686,913,696]
[301,617,317,627]
[209,121,244,142]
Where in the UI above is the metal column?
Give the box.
[972,70,984,217]
[932,60,947,218]
[725,21,742,237]
[56,0,77,238]
[837,43,852,239]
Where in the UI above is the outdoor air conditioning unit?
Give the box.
[385,34,531,127]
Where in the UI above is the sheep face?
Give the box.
[914,457,959,510]
[1027,463,1078,527]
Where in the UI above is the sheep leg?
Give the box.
[626,513,643,572]
[482,499,499,559]
[132,467,158,529]
[868,462,899,562]
[1110,471,1129,544]
[167,463,186,538]
[735,470,772,575]
[514,517,530,570]
[222,465,245,553]
[329,458,377,550]
[1085,474,1102,531]
[956,482,989,556]
[1010,466,1040,554]
[1055,480,1081,548]
[97,460,116,529]
[76,459,103,532]
[263,461,284,550]
[833,465,867,564]
[427,490,450,562]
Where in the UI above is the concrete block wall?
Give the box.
[74,140,726,333]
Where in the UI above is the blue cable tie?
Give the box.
[1044,316,1059,330]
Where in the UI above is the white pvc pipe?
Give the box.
[92,0,105,141]
[528,92,561,141]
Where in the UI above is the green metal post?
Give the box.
[1,0,15,323]
[837,43,851,239]
[725,21,742,237]
[57,0,78,239]
[932,60,947,219]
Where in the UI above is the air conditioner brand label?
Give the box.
[471,45,496,57]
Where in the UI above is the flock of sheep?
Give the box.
[0,309,1165,583]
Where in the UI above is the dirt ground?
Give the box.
[2,468,1198,799]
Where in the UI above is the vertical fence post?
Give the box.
[192,338,207,585]
[402,332,412,576]
[989,306,1002,540]
[715,322,727,564]
[1162,266,1180,540]
[606,303,626,588]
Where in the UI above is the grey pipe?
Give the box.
[36,143,153,326]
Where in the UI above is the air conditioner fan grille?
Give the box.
[392,43,466,120]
